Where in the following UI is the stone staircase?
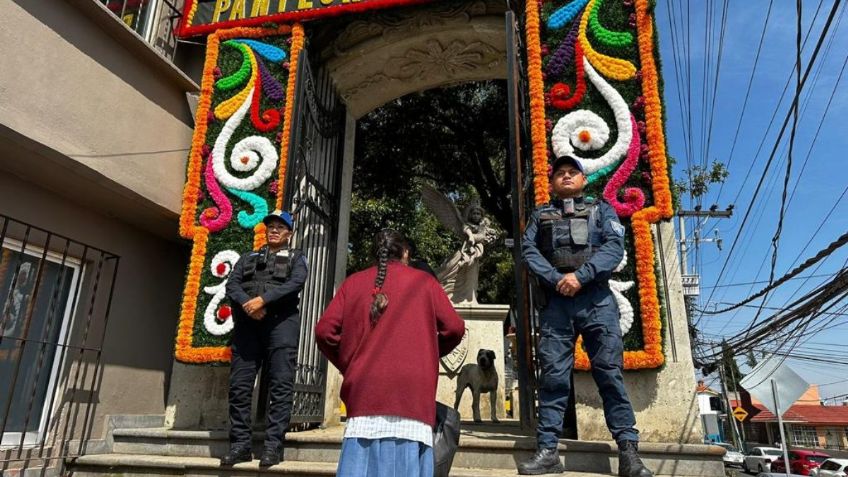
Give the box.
[66,419,725,476]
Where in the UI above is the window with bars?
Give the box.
[97,0,184,61]
[789,425,820,448]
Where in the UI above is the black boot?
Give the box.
[259,447,283,467]
[219,446,252,466]
[618,441,653,477]
[517,448,564,475]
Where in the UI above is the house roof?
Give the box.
[731,399,848,426]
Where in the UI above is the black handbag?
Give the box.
[433,401,461,477]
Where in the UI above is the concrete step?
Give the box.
[67,453,616,477]
[104,425,724,476]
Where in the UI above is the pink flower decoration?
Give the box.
[268,180,279,196]
[604,115,646,217]
[199,155,233,232]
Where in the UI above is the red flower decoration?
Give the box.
[216,262,228,276]
[217,305,232,321]
[549,82,573,110]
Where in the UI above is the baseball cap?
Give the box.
[550,155,586,176]
[262,210,294,230]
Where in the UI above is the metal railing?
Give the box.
[0,214,119,475]
[97,0,185,61]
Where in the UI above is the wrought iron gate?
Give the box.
[505,9,577,436]
[284,48,346,425]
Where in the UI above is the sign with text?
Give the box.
[178,0,436,37]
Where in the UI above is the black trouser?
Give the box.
[228,313,299,451]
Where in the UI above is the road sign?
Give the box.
[740,357,809,417]
[732,407,748,422]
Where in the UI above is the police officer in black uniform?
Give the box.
[517,156,652,477]
[220,210,308,468]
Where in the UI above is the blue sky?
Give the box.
[654,0,848,401]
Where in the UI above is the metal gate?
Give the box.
[505,9,577,435]
[283,48,346,425]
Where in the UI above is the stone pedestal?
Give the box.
[164,362,229,430]
[436,303,508,422]
[573,222,702,444]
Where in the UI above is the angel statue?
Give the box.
[420,185,498,305]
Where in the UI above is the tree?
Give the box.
[721,342,746,392]
[672,160,730,202]
[347,81,516,304]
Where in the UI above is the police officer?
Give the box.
[220,210,308,468]
[517,156,652,477]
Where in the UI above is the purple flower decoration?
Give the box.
[545,21,580,79]
[268,180,279,196]
[257,59,286,101]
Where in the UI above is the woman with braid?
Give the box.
[316,229,465,477]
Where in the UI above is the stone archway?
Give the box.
[306,0,515,426]
[317,0,508,119]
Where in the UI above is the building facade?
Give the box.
[0,0,200,472]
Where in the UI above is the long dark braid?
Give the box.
[370,229,404,325]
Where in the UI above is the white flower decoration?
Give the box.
[610,249,636,334]
[203,250,241,336]
[550,58,633,177]
[212,87,279,191]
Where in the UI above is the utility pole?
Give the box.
[718,352,743,449]
[727,358,749,450]
[678,206,734,320]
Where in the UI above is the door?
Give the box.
[282,48,346,425]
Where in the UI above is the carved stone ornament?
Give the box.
[341,39,504,101]
[331,0,494,57]
[440,327,469,376]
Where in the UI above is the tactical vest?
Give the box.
[241,247,302,298]
[538,199,601,273]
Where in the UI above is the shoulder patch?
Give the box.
[610,221,626,237]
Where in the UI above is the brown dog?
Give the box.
[453,349,499,423]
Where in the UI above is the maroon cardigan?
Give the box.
[315,262,465,427]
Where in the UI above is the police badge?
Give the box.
[611,221,626,237]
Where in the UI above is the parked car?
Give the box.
[745,447,783,474]
[811,458,848,477]
[716,442,745,467]
[756,473,806,477]
[771,450,830,476]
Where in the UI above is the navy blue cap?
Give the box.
[262,210,294,230]
[551,155,585,176]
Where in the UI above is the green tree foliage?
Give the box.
[672,161,730,200]
[721,342,746,392]
[347,81,516,304]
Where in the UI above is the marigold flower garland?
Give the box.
[176,24,301,364]
[526,0,551,206]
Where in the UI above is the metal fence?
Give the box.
[0,214,119,475]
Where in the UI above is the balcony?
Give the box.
[96,0,184,61]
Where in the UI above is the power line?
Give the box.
[698,0,843,316]
[700,231,848,314]
[699,273,837,289]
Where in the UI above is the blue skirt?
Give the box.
[336,437,434,477]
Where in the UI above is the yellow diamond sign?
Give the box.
[733,407,748,422]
